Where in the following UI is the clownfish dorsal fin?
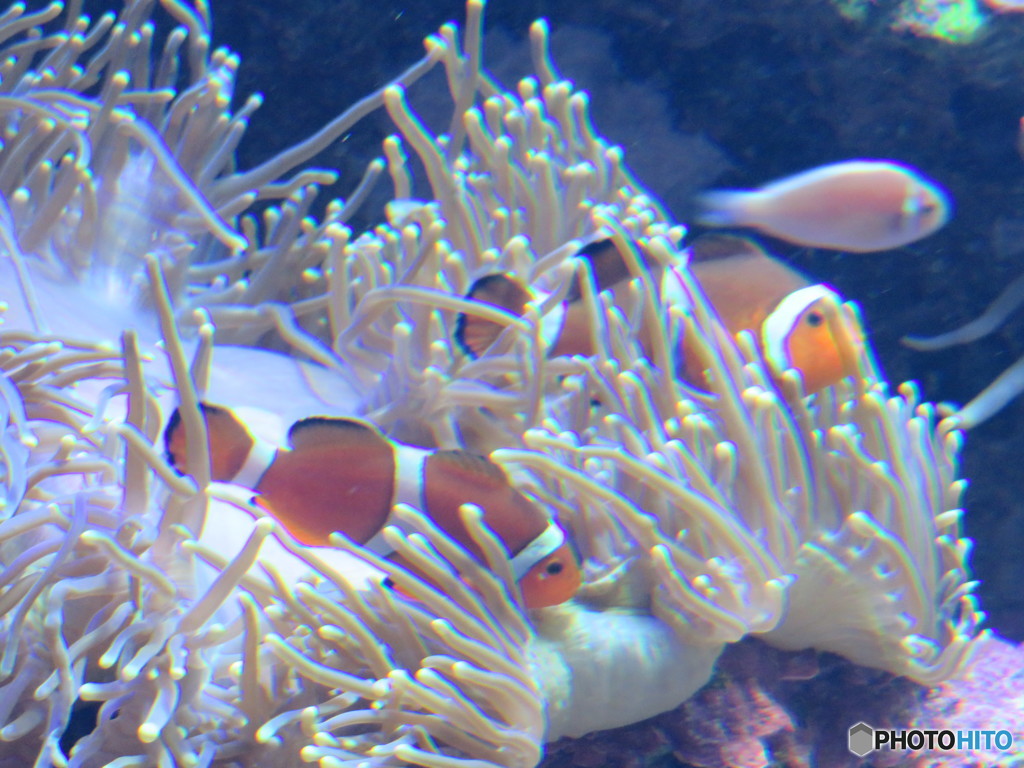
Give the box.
[566,238,640,303]
[687,233,769,264]
[454,273,531,358]
[164,402,254,483]
[286,416,390,452]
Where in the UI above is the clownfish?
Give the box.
[679,234,857,393]
[696,160,950,252]
[455,235,859,394]
[163,405,581,609]
[454,237,644,361]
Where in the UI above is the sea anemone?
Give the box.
[0,1,985,766]
[903,272,1024,428]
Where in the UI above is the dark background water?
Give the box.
[110,0,1024,640]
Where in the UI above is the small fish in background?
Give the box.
[456,235,859,394]
[986,0,1024,14]
[696,160,951,252]
[164,404,581,609]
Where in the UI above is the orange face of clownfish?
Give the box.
[454,235,860,394]
[163,405,581,609]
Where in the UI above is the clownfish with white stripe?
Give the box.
[163,405,581,609]
[678,234,857,393]
[455,234,859,394]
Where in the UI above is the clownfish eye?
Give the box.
[545,561,564,576]
[805,311,824,327]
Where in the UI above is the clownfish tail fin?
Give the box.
[163,407,184,473]
[454,273,531,358]
[163,402,245,481]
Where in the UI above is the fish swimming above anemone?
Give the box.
[697,159,951,252]
[457,234,860,394]
[985,0,1024,13]
[164,403,582,608]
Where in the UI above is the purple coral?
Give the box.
[911,636,1024,767]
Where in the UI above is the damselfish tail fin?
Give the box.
[694,189,748,227]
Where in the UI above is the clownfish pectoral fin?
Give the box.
[286,415,388,451]
[163,402,256,483]
[454,273,531,358]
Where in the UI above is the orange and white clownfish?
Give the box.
[676,234,858,393]
[163,405,581,609]
[696,160,950,252]
[454,237,642,361]
[455,234,859,394]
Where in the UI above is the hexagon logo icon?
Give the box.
[848,722,875,757]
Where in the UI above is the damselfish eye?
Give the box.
[805,311,824,327]
[545,561,564,576]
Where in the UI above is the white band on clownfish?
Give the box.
[761,284,839,377]
[657,266,693,349]
[361,529,395,557]
[531,286,568,351]
[362,442,429,558]
[508,520,566,582]
[660,265,689,309]
[233,437,277,490]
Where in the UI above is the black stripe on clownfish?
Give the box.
[163,404,581,609]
